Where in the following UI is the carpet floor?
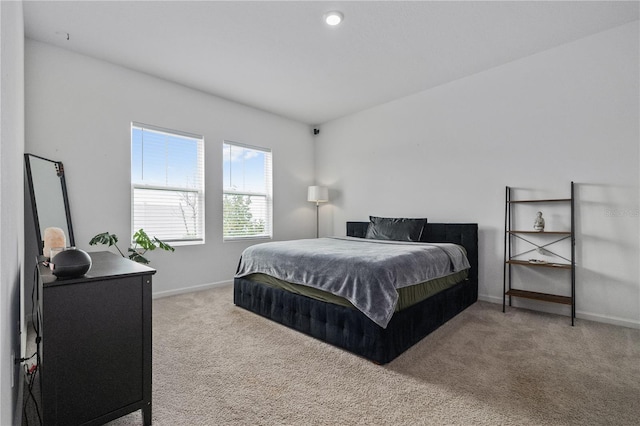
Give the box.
[26,284,640,425]
[106,284,640,425]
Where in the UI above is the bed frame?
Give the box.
[234,222,478,364]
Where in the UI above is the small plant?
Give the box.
[89,229,175,264]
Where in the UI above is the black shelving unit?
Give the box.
[503,182,576,325]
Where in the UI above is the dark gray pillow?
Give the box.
[365,216,427,242]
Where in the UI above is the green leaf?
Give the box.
[128,248,150,264]
[154,238,175,252]
[89,232,118,247]
[133,229,156,251]
[90,229,174,264]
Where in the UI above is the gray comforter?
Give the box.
[235,237,470,328]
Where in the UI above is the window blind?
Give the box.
[131,123,205,244]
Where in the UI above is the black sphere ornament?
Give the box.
[51,248,92,278]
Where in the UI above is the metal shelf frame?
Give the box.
[503,182,576,325]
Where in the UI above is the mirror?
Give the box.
[24,153,75,255]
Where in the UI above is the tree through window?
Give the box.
[223,141,272,240]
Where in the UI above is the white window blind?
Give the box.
[131,123,205,244]
[223,141,272,240]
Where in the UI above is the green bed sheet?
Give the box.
[244,269,469,312]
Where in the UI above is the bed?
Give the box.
[233,219,478,364]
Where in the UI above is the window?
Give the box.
[131,123,204,244]
[223,141,272,240]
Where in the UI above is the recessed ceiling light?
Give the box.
[324,11,343,26]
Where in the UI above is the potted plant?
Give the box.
[89,229,175,264]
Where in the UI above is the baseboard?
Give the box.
[478,293,640,329]
[478,294,503,304]
[152,279,233,299]
[575,311,640,330]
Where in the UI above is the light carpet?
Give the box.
[104,284,638,425]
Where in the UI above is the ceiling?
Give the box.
[23,1,639,125]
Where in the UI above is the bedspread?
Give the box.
[235,237,470,328]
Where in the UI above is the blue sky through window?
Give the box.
[223,143,267,193]
[132,127,200,188]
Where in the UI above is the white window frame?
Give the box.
[131,122,205,246]
[223,140,273,241]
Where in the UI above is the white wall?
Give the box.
[25,40,316,297]
[315,22,640,328]
[0,1,25,424]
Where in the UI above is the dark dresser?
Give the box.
[37,251,155,425]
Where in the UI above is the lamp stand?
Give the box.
[315,202,320,238]
[308,185,328,238]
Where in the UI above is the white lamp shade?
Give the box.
[308,186,329,203]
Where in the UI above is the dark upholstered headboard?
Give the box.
[346,222,479,284]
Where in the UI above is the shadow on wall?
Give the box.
[320,187,342,237]
[478,226,500,299]
[575,182,639,273]
[574,182,640,319]
[578,266,640,317]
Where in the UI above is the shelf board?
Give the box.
[506,259,572,270]
[508,198,571,204]
[509,230,571,235]
[506,289,572,305]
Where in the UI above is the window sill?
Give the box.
[223,236,272,243]
[157,239,205,247]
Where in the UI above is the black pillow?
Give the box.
[365,216,427,242]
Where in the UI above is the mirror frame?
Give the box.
[24,153,75,255]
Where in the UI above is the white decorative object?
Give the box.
[43,227,66,259]
[533,211,545,232]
